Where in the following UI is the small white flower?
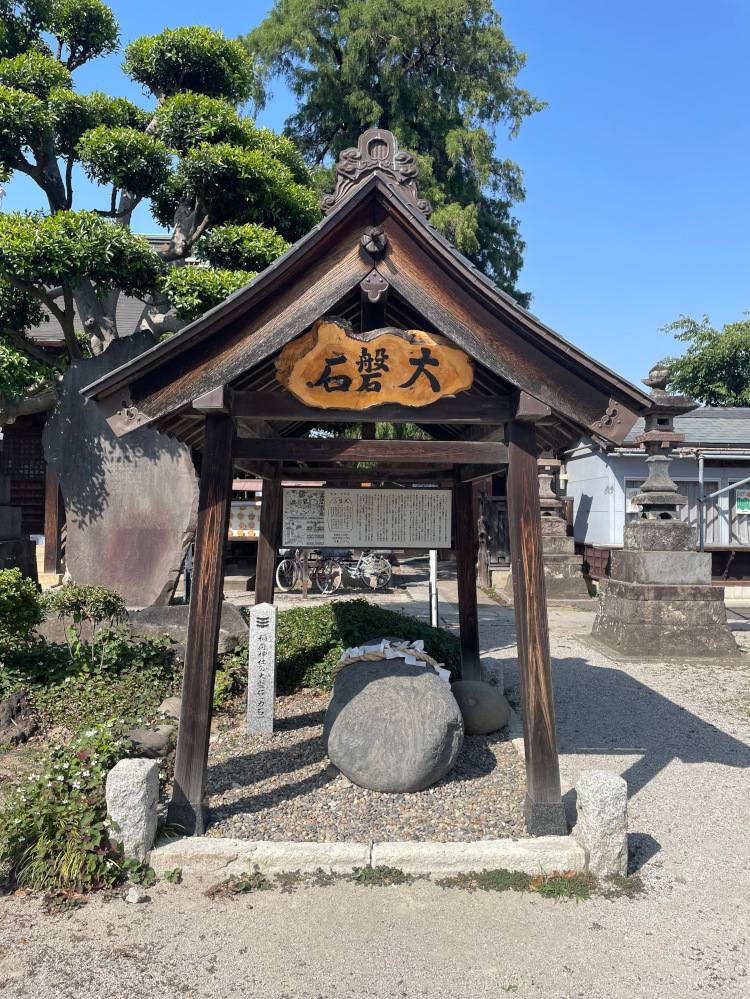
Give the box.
[72,781,81,789]
[18,836,25,842]
[56,775,64,782]
[13,818,20,824]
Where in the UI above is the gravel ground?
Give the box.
[1,588,748,999]
[204,692,528,841]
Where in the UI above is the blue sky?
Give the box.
[4,0,749,388]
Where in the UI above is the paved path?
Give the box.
[2,577,749,998]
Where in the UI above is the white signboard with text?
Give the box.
[282,488,452,549]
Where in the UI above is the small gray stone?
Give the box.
[124,725,175,758]
[450,681,511,736]
[125,885,148,904]
[128,602,247,654]
[574,769,628,876]
[157,696,182,720]
[323,660,464,793]
[106,758,159,862]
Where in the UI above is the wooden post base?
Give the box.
[524,794,568,837]
[167,799,209,838]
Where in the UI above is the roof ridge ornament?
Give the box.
[320,129,432,219]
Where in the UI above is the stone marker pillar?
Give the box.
[591,364,740,659]
[537,457,589,599]
[0,473,37,581]
[247,602,278,734]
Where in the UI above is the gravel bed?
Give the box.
[204,691,528,842]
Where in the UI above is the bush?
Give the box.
[275,599,461,694]
[43,582,128,667]
[0,725,132,892]
[0,636,181,732]
[0,568,43,647]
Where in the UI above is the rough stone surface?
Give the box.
[157,696,182,720]
[611,549,712,585]
[124,725,175,758]
[105,758,159,862]
[623,519,696,551]
[0,692,37,745]
[450,680,511,735]
[592,579,741,658]
[42,334,199,608]
[372,837,585,876]
[247,603,277,734]
[574,770,628,876]
[150,837,370,877]
[129,603,247,654]
[323,661,464,792]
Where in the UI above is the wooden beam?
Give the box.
[233,438,506,464]
[511,390,552,422]
[459,462,507,483]
[274,466,455,482]
[43,465,61,575]
[454,470,480,680]
[255,464,282,604]
[169,412,234,836]
[231,391,511,425]
[233,460,277,481]
[506,419,567,836]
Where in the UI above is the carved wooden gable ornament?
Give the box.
[275,319,474,410]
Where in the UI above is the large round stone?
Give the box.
[323,661,464,792]
[450,680,511,735]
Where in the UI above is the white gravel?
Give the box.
[1,593,748,999]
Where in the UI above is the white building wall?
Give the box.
[564,441,741,546]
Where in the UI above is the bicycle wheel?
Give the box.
[315,558,342,594]
[275,558,297,592]
[361,555,392,590]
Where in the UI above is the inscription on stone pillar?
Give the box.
[247,602,277,734]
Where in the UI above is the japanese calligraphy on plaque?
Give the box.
[282,488,452,548]
[275,318,473,410]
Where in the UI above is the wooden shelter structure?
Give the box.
[82,130,653,838]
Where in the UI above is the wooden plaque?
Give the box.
[275,318,473,410]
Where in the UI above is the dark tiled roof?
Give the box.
[624,409,750,447]
[25,235,169,343]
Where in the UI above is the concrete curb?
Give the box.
[149,834,586,878]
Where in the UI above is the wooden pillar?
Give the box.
[255,463,282,604]
[506,419,567,836]
[43,465,61,574]
[454,470,481,680]
[169,413,234,836]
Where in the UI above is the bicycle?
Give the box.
[315,549,392,594]
[275,549,320,592]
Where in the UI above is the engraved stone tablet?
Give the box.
[247,603,277,734]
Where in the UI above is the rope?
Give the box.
[332,641,449,685]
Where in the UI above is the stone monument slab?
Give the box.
[247,602,277,734]
[42,334,199,607]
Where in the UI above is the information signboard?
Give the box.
[282,488,452,548]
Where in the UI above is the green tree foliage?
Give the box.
[0,3,319,422]
[244,0,544,304]
[661,313,750,407]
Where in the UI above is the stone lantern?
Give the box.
[590,364,740,659]
[537,455,589,599]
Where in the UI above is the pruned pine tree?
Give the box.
[0,2,320,424]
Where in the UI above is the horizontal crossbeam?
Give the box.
[232,438,508,464]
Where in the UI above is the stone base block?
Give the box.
[611,550,711,585]
[592,579,741,658]
[624,519,696,552]
[542,536,576,554]
[543,555,590,599]
[574,770,628,876]
[539,516,567,535]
